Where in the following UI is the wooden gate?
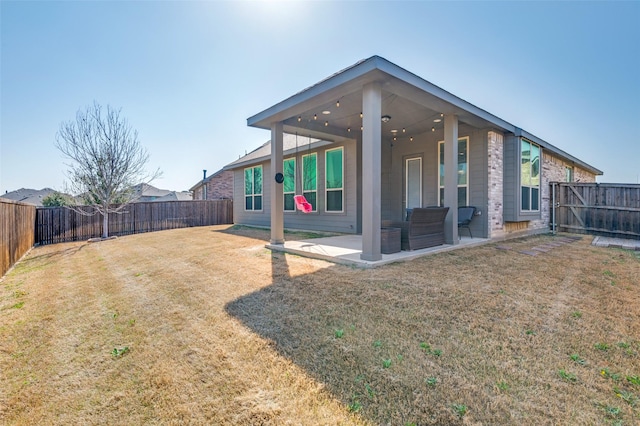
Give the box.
[552,182,640,239]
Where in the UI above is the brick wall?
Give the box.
[192,170,234,200]
[528,151,597,232]
[487,134,597,237]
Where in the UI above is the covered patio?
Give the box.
[247,56,513,261]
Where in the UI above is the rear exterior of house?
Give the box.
[227,128,598,239]
[226,56,601,258]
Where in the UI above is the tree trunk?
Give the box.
[102,210,109,239]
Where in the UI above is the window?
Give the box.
[325,148,343,212]
[438,137,469,207]
[521,140,540,211]
[283,158,295,211]
[565,166,573,183]
[244,165,262,211]
[302,153,317,211]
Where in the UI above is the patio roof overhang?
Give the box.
[247,56,510,143]
[247,56,602,175]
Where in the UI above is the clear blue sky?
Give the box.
[2,1,639,194]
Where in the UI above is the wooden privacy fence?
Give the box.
[552,182,640,239]
[1,199,36,277]
[36,199,233,245]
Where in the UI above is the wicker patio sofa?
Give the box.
[384,207,449,251]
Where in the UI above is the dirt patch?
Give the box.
[1,226,638,425]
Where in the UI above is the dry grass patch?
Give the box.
[1,226,638,425]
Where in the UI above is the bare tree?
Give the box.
[56,102,160,239]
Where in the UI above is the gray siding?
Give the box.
[232,140,358,234]
[468,128,488,239]
[233,164,271,228]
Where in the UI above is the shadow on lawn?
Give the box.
[12,244,86,272]
[225,250,462,425]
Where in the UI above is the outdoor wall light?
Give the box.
[336,100,340,107]
[324,121,329,126]
[313,114,317,120]
[381,115,391,122]
[432,127,435,132]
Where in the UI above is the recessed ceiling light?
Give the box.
[322,110,331,115]
[390,129,398,133]
[381,115,391,122]
[433,118,442,123]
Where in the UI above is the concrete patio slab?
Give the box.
[267,235,490,268]
[592,236,640,251]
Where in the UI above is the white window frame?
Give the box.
[301,152,317,212]
[325,147,344,213]
[283,157,296,211]
[565,166,574,183]
[520,139,540,212]
[243,165,263,212]
[438,137,469,207]
[405,157,422,210]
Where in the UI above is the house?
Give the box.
[130,183,191,202]
[1,188,58,206]
[148,191,193,202]
[189,169,234,200]
[225,56,602,261]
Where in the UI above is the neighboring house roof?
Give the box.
[132,183,172,198]
[244,55,602,176]
[0,188,57,206]
[225,133,329,170]
[130,183,192,202]
[149,191,193,202]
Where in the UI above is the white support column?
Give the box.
[361,82,382,261]
[444,114,459,244]
[270,122,284,244]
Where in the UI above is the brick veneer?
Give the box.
[192,170,234,200]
